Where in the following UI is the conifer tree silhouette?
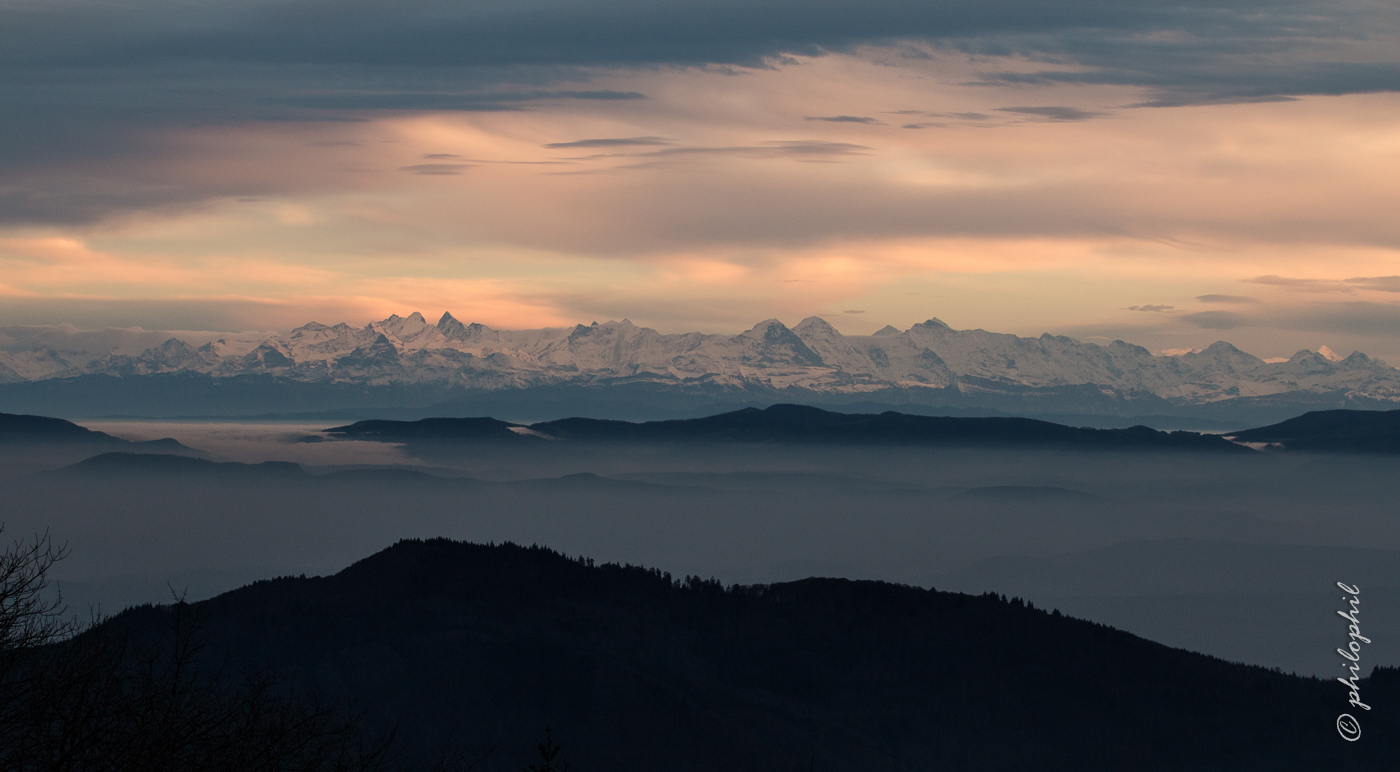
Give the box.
[523,726,570,772]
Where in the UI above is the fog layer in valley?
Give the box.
[4,421,1396,678]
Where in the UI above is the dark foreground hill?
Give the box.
[326,403,1250,452]
[1230,408,1400,453]
[105,539,1393,771]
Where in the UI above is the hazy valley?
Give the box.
[5,406,1398,682]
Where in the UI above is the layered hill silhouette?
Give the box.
[103,539,1395,771]
[0,411,196,455]
[325,403,1252,452]
[1230,408,1400,453]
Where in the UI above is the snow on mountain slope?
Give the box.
[2,315,1397,405]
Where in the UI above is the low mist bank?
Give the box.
[4,434,1397,677]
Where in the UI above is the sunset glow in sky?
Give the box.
[2,0,1399,360]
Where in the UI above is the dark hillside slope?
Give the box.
[0,412,191,453]
[1231,408,1400,453]
[0,412,200,473]
[108,540,1393,771]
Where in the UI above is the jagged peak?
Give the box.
[436,312,470,338]
[373,312,427,333]
[291,322,330,333]
[915,318,951,330]
[873,325,901,336]
[1318,345,1345,362]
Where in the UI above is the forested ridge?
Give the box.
[58,539,1398,771]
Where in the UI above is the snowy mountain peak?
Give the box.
[1287,349,1330,365]
[1319,345,1345,362]
[741,318,789,336]
[794,316,839,335]
[3,315,1397,408]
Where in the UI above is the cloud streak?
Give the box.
[1247,275,1400,294]
[1196,294,1258,304]
[806,115,886,125]
[996,106,1107,122]
[545,136,674,148]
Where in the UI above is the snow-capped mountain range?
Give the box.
[2,313,1396,407]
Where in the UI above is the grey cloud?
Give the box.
[1276,301,1400,337]
[1247,275,1400,294]
[545,137,674,149]
[1127,305,1174,312]
[0,296,313,333]
[448,162,1382,258]
[1181,311,1251,329]
[760,140,872,156]
[805,116,885,125]
[398,164,472,175]
[996,106,1107,122]
[631,141,872,162]
[1347,276,1400,293]
[844,309,866,314]
[1,1,1394,112]
[1246,275,1354,293]
[3,0,1398,224]
[1196,294,1259,304]
[266,89,645,112]
[893,110,992,122]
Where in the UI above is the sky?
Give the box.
[1,0,1399,362]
